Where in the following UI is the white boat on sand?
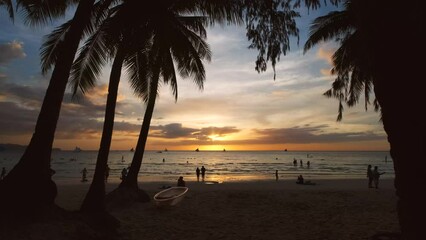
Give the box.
[153,187,188,207]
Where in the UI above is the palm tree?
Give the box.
[0,0,96,216]
[69,3,153,212]
[71,0,246,212]
[304,0,425,238]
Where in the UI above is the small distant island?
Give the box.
[0,143,61,151]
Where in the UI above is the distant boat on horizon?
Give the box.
[130,148,134,152]
[223,148,226,152]
[73,147,82,152]
[164,148,168,152]
[195,148,199,152]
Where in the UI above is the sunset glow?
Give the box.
[0,6,389,151]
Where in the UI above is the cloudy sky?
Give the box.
[0,4,389,151]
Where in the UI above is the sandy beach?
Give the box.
[50,179,400,240]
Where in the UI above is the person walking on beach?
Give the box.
[373,166,385,189]
[196,167,200,181]
[105,164,110,182]
[81,168,88,182]
[177,176,186,187]
[120,167,128,181]
[275,170,279,181]
[367,165,373,188]
[1,167,6,180]
[201,166,206,181]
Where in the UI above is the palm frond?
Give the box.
[69,25,109,96]
[161,49,178,101]
[0,0,14,19]
[40,20,72,75]
[16,0,75,27]
[126,50,151,102]
[304,10,352,53]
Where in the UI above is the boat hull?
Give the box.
[153,187,189,207]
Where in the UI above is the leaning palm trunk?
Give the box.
[374,68,425,240]
[0,0,95,216]
[80,48,126,213]
[373,36,425,240]
[370,2,425,238]
[105,75,157,208]
[122,72,160,189]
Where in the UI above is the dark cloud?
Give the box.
[0,79,141,140]
[149,124,241,141]
[150,123,199,138]
[0,41,26,64]
[249,125,383,144]
[195,126,240,141]
[0,101,38,134]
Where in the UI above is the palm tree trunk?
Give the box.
[372,3,425,238]
[0,0,95,215]
[122,71,160,188]
[374,70,425,240]
[80,48,126,213]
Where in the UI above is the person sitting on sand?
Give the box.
[177,176,186,187]
[296,175,304,184]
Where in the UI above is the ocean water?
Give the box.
[0,150,394,184]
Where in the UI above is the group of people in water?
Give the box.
[293,158,310,168]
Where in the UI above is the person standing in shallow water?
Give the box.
[367,165,373,188]
[105,164,110,182]
[201,166,206,181]
[81,168,88,182]
[373,166,385,189]
[196,167,200,181]
[275,170,279,181]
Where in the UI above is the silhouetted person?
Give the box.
[373,166,385,189]
[163,158,165,162]
[275,170,279,181]
[1,167,6,180]
[300,160,303,167]
[307,161,310,168]
[196,167,200,181]
[105,164,110,182]
[367,165,373,188]
[201,166,206,180]
[293,158,297,166]
[177,176,186,187]
[296,175,304,184]
[120,167,128,181]
[81,168,88,182]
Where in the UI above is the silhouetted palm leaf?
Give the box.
[16,0,78,26]
[0,0,14,19]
